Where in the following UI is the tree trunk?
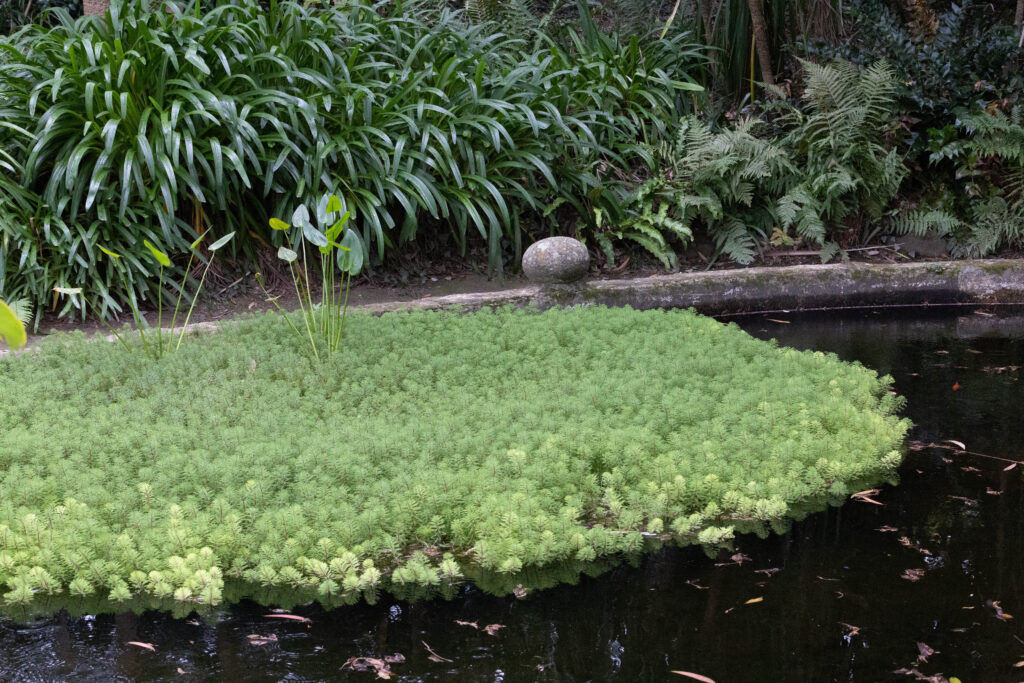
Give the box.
[83,0,110,16]
[746,0,775,86]
[1016,0,1023,29]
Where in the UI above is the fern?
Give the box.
[883,209,962,238]
[773,59,907,260]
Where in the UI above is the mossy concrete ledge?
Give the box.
[360,260,1024,315]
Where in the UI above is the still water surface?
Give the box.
[3,305,1024,681]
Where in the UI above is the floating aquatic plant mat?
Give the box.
[0,307,908,614]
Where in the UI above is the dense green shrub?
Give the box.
[618,59,916,264]
[0,306,909,612]
[0,0,704,319]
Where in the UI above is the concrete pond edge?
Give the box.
[360,259,1024,316]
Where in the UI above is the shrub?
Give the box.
[0,305,909,613]
[0,0,705,319]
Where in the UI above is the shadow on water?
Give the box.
[3,304,1024,681]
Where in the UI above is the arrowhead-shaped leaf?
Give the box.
[277,246,298,263]
[291,204,310,228]
[338,229,364,275]
[269,218,290,231]
[326,194,343,213]
[144,240,171,267]
[209,232,235,251]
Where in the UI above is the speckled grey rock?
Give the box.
[522,237,589,284]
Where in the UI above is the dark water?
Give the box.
[3,305,1024,682]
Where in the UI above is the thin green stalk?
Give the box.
[167,251,197,344]
[119,272,151,358]
[156,265,164,358]
[175,258,214,351]
[292,260,319,361]
[84,297,131,352]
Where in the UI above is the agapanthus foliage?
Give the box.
[0,306,908,613]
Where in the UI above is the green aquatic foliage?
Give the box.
[0,306,909,612]
[256,195,363,360]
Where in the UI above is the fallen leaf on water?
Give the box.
[986,599,1013,620]
[127,641,155,652]
[960,466,981,472]
[177,668,186,675]
[455,620,479,630]
[950,627,968,633]
[967,349,983,354]
[422,641,453,663]
[816,575,840,582]
[851,489,884,505]
[754,568,780,576]
[186,619,200,626]
[765,318,790,324]
[986,488,1002,496]
[877,525,899,532]
[974,310,995,317]
[671,671,716,683]
[1014,661,1024,668]
[948,495,978,506]
[901,568,926,582]
[839,622,860,638]
[341,656,398,679]
[247,634,278,645]
[1005,463,1018,471]
[898,536,932,555]
[952,382,961,391]
[264,613,311,623]
[685,579,708,590]
[483,624,505,636]
[892,666,949,682]
[917,642,936,663]
[744,597,763,605]
[512,584,528,599]
[384,654,405,664]
[946,439,966,450]
[731,552,751,564]
[935,350,950,355]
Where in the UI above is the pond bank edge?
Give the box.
[359,260,1024,316]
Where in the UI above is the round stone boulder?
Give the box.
[522,237,590,284]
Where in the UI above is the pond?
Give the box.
[2,304,1023,682]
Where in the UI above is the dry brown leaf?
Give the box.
[671,672,716,683]
[754,568,780,576]
[422,641,453,663]
[341,657,397,679]
[383,654,405,664]
[765,318,790,324]
[744,597,763,605]
[901,568,926,582]
[455,620,479,629]
[1004,463,1018,471]
[960,466,981,472]
[851,489,884,505]
[917,641,935,663]
[264,613,311,623]
[483,624,505,636]
[1014,661,1024,668]
[946,439,967,450]
[127,641,155,652]
[839,622,860,638]
[986,487,1002,496]
[987,600,1014,621]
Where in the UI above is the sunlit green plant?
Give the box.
[0,298,26,350]
[53,232,234,358]
[0,306,909,612]
[256,195,363,360]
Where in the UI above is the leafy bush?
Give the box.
[0,0,704,319]
[616,59,916,264]
[0,306,909,612]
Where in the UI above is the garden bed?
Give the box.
[0,305,908,615]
